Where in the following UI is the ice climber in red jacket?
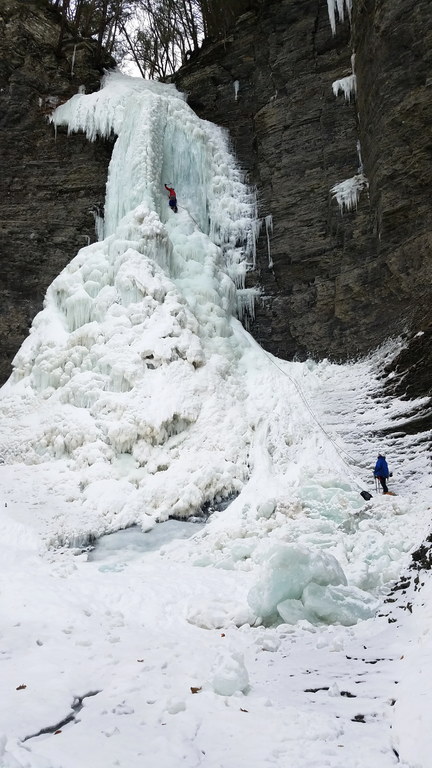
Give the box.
[164,184,178,213]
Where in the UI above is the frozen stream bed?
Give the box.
[87,520,205,568]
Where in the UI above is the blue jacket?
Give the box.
[374,456,389,478]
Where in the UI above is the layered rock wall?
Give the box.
[0,0,113,383]
[175,0,432,365]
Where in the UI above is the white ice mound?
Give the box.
[211,650,249,696]
[248,543,347,621]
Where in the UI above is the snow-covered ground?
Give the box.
[0,72,431,768]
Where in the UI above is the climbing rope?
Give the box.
[235,322,371,492]
[260,348,360,467]
[177,205,201,229]
[263,348,374,493]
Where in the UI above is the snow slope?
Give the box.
[0,71,431,768]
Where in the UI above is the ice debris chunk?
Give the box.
[211,650,249,696]
[302,583,380,626]
[248,543,346,619]
[248,543,378,626]
[277,598,309,625]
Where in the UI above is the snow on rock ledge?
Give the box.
[330,173,369,213]
[332,74,357,102]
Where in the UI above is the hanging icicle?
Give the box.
[327,0,352,35]
[332,74,357,102]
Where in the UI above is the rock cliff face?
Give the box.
[175,0,432,374]
[0,0,113,383]
[1,0,431,416]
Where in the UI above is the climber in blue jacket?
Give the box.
[374,453,390,494]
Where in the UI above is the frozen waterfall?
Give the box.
[0,70,428,631]
[2,71,263,525]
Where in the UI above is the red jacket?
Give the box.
[164,185,176,198]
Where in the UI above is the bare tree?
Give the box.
[49,0,257,76]
[122,0,203,79]
[50,0,138,61]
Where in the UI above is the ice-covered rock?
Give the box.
[186,597,254,630]
[254,630,281,652]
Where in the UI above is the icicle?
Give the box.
[236,288,260,328]
[64,286,93,331]
[330,174,369,213]
[332,74,357,102]
[233,80,240,101]
[71,44,77,77]
[91,206,105,241]
[249,217,262,270]
[227,255,247,289]
[264,215,273,268]
[327,0,352,35]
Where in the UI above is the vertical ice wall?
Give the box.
[45,71,259,351]
[52,72,255,268]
